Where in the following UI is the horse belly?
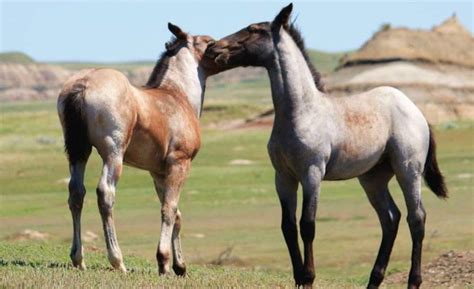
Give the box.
[324,136,387,180]
[324,152,384,180]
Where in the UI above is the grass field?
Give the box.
[0,100,472,288]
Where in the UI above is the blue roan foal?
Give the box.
[206,4,448,289]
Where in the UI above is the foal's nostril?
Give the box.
[207,41,216,48]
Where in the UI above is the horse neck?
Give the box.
[160,49,206,118]
[267,30,326,123]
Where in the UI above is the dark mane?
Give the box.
[284,24,325,92]
[145,37,181,88]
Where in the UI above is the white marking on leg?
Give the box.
[97,156,127,272]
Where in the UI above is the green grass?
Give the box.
[0,101,472,288]
[0,242,302,288]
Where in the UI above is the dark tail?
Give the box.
[423,126,448,199]
[61,83,92,165]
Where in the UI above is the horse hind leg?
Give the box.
[68,154,91,269]
[390,142,427,288]
[96,150,126,272]
[358,160,400,289]
[61,82,92,269]
[396,170,425,289]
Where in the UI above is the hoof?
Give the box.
[294,283,313,289]
[295,271,315,288]
[108,254,127,273]
[173,263,186,276]
[70,246,86,270]
[158,264,171,275]
[295,280,314,289]
[111,261,127,273]
[72,260,86,270]
[117,263,127,273]
[408,274,422,289]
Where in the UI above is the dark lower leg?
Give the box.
[358,167,397,289]
[397,174,425,289]
[69,182,86,268]
[299,174,320,287]
[300,219,315,285]
[407,212,425,289]
[281,206,304,282]
[68,161,88,269]
[275,172,302,284]
[368,198,401,288]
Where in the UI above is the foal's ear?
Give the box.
[168,22,188,40]
[272,3,293,31]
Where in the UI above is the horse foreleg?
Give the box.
[152,173,187,276]
[171,208,186,275]
[155,158,190,275]
[299,166,323,288]
[275,171,303,285]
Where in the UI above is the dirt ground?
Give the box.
[385,250,473,288]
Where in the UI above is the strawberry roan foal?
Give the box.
[57,23,223,275]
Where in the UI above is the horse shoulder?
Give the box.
[171,95,201,160]
[139,89,201,160]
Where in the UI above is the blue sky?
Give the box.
[1,1,472,62]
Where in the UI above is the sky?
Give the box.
[1,1,472,62]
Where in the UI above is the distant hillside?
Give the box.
[48,49,343,73]
[0,49,344,72]
[340,15,473,68]
[49,60,155,71]
[0,52,35,64]
[0,49,346,102]
[308,50,347,74]
[326,15,474,124]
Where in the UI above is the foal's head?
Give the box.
[206,4,294,68]
[146,23,221,88]
[166,23,221,75]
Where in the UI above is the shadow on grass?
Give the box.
[0,257,158,275]
[0,258,71,269]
